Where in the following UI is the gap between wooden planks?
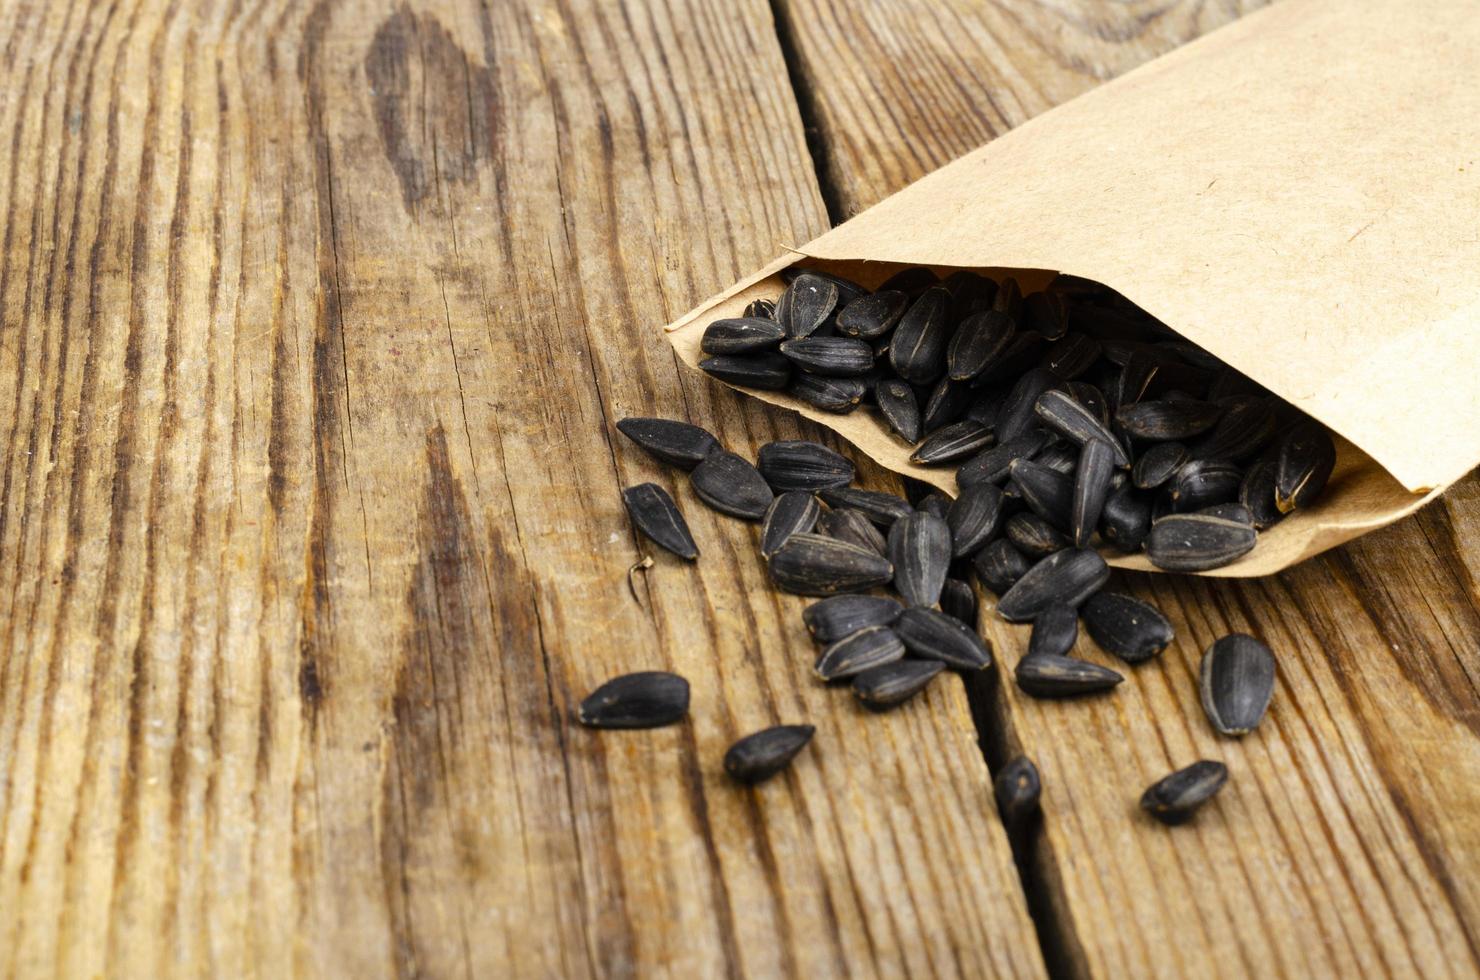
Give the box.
[773,0,1480,976]
[0,0,1044,977]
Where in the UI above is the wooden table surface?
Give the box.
[0,0,1476,977]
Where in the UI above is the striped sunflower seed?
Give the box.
[1064,382,1111,426]
[724,725,815,784]
[944,269,997,320]
[1141,760,1227,825]
[1026,603,1079,659]
[817,506,888,556]
[946,483,1004,558]
[701,316,787,355]
[1274,420,1335,513]
[996,548,1110,623]
[1168,459,1243,512]
[814,625,906,680]
[1081,592,1173,663]
[939,578,978,629]
[1010,458,1074,531]
[781,273,839,338]
[911,421,994,465]
[1041,332,1102,380]
[1113,350,1160,408]
[759,491,821,558]
[979,331,1045,386]
[917,492,952,521]
[995,368,1061,443]
[1006,512,1071,559]
[779,336,875,376]
[691,450,774,520]
[973,539,1030,595]
[948,310,1016,381]
[889,286,951,384]
[616,417,720,470]
[578,671,690,729]
[993,275,1023,318]
[1117,398,1222,441]
[1072,439,1116,548]
[700,352,792,390]
[837,290,908,338]
[1015,654,1123,698]
[957,430,1049,488]
[1198,502,1254,525]
[875,379,922,443]
[1191,395,1279,461]
[622,483,699,560]
[853,659,944,711]
[790,372,867,412]
[1145,513,1257,571]
[1238,457,1286,530]
[757,440,855,492]
[743,298,775,320]
[1132,441,1189,489]
[1200,633,1275,736]
[895,607,992,670]
[769,533,893,596]
[818,487,913,526]
[888,512,952,608]
[1099,485,1152,552]
[802,594,904,643]
[994,756,1042,831]
[921,377,974,434]
[1033,389,1131,467]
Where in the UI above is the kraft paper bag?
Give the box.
[664,0,1480,576]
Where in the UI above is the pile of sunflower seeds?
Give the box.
[582,266,1297,825]
[700,266,1337,573]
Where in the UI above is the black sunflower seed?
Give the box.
[757,440,855,492]
[778,336,875,376]
[996,548,1110,623]
[1041,332,1102,380]
[917,492,951,521]
[1168,459,1243,512]
[1238,457,1286,530]
[616,417,721,470]
[1015,654,1123,698]
[889,286,951,384]
[1025,289,1068,340]
[1010,458,1074,530]
[1026,603,1079,659]
[759,491,821,558]
[875,379,922,443]
[1198,502,1254,525]
[1033,389,1131,467]
[1033,440,1079,477]
[701,316,787,355]
[911,421,994,465]
[743,298,776,320]
[814,625,906,680]
[1141,760,1227,825]
[946,483,1004,558]
[805,270,869,306]
[993,276,1023,319]
[837,290,908,338]
[1274,420,1336,513]
[1114,350,1161,409]
[1117,399,1223,441]
[1191,395,1279,461]
[973,539,1030,595]
[816,506,888,556]
[895,606,992,670]
[701,352,792,390]
[880,266,939,297]
[1006,512,1072,559]
[724,725,815,784]
[1145,514,1257,571]
[921,377,974,433]
[1099,485,1153,552]
[790,373,867,412]
[888,512,952,608]
[1064,381,1111,427]
[944,269,998,319]
[690,450,774,520]
[948,310,1017,381]
[852,659,944,711]
[966,389,1006,428]
[818,487,913,526]
[802,594,903,643]
[956,430,1049,488]
[1081,592,1173,663]
[578,671,690,729]
[1072,439,1116,548]
[994,756,1043,831]
[995,368,1061,443]
[782,273,840,338]
[939,578,978,629]
[622,483,699,560]
[979,331,1046,386]
[769,533,893,595]
[1200,633,1276,736]
[1132,441,1189,489]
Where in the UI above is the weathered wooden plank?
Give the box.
[0,0,1043,976]
[777,0,1480,975]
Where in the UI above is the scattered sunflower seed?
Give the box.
[889,286,951,384]
[1010,458,1075,531]
[1239,458,1286,530]
[759,491,821,558]
[617,417,720,470]
[782,273,839,338]
[1006,512,1072,559]
[691,450,774,520]
[769,533,893,596]
[939,578,978,628]
[724,725,815,784]
[853,659,945,711]
[818,487,913,526]
[1034,389,1131,467]
[1015,654,1123,698]
[817,506,888,556]
[1141,760,1228,825]
[1099,485,1153,552]
[578,672,690,729]
[701,352,792,390]
[779,336,875,376]
[1132,441,1189,489]
[1081,592,1173,663]
[814,625,906,681]
[957,430,1050,488]
[1145,513,1257,571]
[802,594,904,643]
[1116,399,1223,441]
[1026,603,1079,659]
[790,373,867,412]
[994,756,1042,831]
[1200,633,1276,736]
[895,607,992,670]
[757,440,855,492]
[837,290,908,338]
[973,539,1031,596]
[996,548,1110,623]
[1072,439,1116,548]
[948,310,1016,381]
[1168,459,1243,512]
[946,483,1004,558]
[622,483,699,560]
[743,298,776,320]
[888,512,952,608]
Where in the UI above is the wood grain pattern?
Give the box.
[778,0,1480,975]
[0,0,1047,976]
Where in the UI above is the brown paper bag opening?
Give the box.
[663,0,1480,576]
